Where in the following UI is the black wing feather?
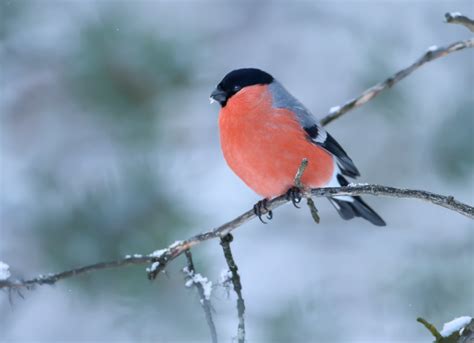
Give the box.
[304,125,360,178]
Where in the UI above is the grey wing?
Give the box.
[269,80,360,178]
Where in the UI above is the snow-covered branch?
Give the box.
[445,12,474,32]
[418,316,474,342]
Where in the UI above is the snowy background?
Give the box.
[1,1,473,342]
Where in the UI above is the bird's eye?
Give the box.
[233,85,241,92]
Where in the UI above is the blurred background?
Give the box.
[0,0,473,342]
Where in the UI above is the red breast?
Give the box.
[219,84,335,198]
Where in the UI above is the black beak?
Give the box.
[210,88,227,105]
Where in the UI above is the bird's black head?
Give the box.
[210,68,274,107]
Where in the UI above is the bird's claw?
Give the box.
[253,199,273,224]
[286,186,302,208]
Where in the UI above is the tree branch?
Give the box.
[417,317,444,341]
[220,234,246,343]
[294,158,321,223]
[1,184,471,291]
[320,38,474,126]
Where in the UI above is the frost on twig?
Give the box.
[183,268,213,301]
[445,12,474,32]
[183,250,217,343]
[417,316,474,343]
[146,240,183,280]
[219,269,233,298]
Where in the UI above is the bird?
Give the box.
[210,68,385,226]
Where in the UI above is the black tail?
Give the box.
[329,175,386,227]
[329,197,386,226]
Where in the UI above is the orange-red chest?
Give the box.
[219,85,334,198]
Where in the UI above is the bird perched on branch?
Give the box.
[210,68,385,226]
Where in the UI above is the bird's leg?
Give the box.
[285,186,302,208]
[253,199,273,224]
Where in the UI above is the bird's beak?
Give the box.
[209,88,227,105]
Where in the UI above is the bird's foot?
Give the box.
[253,199,273,224]
[286,186,302,208]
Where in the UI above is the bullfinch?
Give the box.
[210,68,385,226]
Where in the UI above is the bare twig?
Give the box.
[306,198,321,224]
[320,38,474,126]
[294,158,320,223]
[1,184,471,291]
[293,158,308,188]
[445,12,474,32]
[184,250,218,343]
[310,185,474,219]
[220,234,245,343]
[417,317,443,341]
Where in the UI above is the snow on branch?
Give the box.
[445,12,474,32]
[417,316,474,342]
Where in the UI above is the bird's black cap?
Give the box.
[210,68,274,107]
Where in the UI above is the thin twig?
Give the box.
[306,198,320,224]
[184,250,218,343]
[417,317,443,341]
[293,158,308,188]
[293,158,320,223]
[220,234,245,343]
[1,184,471,291]
[0,255,155,289]
[445,12,474,32]
[320,38,474,126]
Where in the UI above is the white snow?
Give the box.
[427,45,438,52]
[0,261,11,280]
[169,240,183,249]
[183,267,213,300]
[440,316,472,337]
[219,269,232,285]
[145,262,160,273]
[329,105,341,114]
[449,12,462,17]
[149,249,168,258]
[347,182,369,187]
[125,254,143,259]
